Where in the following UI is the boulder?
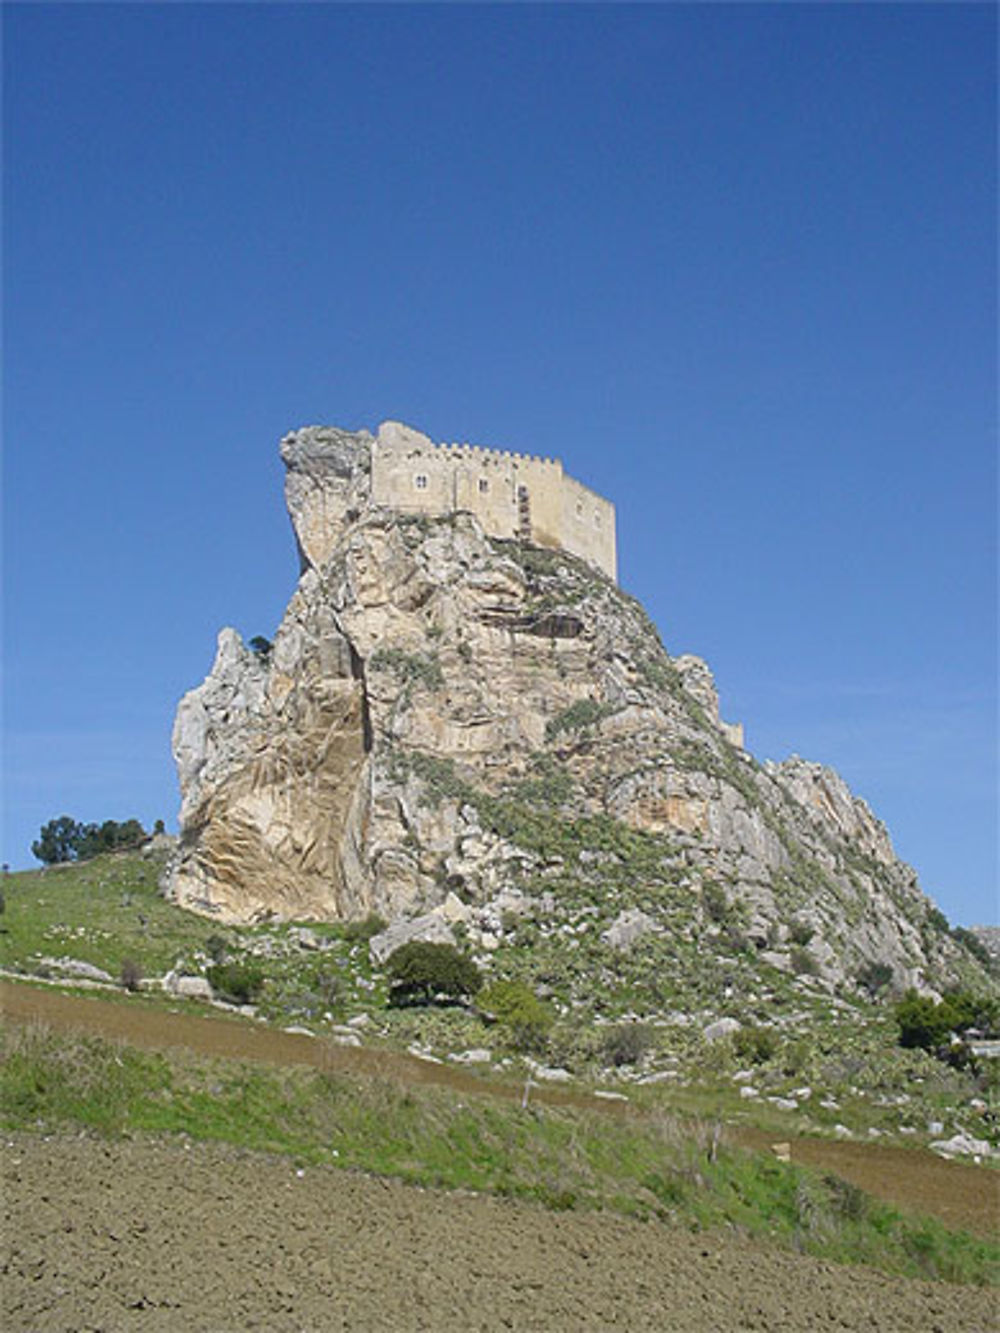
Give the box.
[369,914,456,966]
[601,908,659,952]
[703,1017,741,1042]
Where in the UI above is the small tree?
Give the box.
[385,941,481,1007]
[479,979,552,1053]
[32,815,84,864]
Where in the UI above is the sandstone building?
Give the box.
[363,421,616,581]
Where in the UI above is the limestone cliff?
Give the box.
[167,423,980,992]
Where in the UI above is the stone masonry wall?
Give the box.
[371,421,617,581]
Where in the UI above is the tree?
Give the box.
[32,815,147,864]
[479,979,552,1053]
[32,815,85,864]
[385,941,481,1006]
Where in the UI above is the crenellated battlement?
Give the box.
[370,421,616,581]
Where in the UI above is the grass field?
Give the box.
[2,1018,997,1288]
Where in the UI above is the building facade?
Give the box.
[371,421,617,582]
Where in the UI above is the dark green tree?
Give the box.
[385,941,481,1006]
[32,815,85,864]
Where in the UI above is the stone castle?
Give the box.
[283,420,617,582]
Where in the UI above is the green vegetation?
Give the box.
[370,647,444,691]
[479,979,552,1053]
[894,989,1000,1054]
[206,960,266,1005]
[0,853,212,979]
[32,815,147,865]
[386,942,481,1007]
[2,1021,996,1287]
[545,698,616,743]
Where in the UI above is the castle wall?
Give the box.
[370,421,617,581]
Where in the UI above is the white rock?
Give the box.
[929,1131,998,1160]
[601,908,659,952]
[170,974,214,1001]
[740,1086,760,1100]
[450,1049,492,1065]
[703,1017,741,1042]
[369,914,456,965]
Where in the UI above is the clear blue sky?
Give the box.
[3,4,996,926]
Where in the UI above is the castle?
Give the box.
[371,421,617,581]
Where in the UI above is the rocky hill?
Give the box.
[167,424,987,997]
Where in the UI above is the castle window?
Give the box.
[414,474,428,490]
[478,478,489,493]
[576,500,583,517]
[594,511,601,527]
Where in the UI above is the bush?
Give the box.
[787,919,815,947]
[479,980,552,1053]
[204,933,228,964]
[206,961,266,1005]
[119,958,143,992]
[342,914,387,944]
[545,698,614,743]
[733,1026,778,1066]
[701,882,728,924]
[600,1022,652,1068]
[385,942,481,1007]
[856,960,894,1000]
[790,946,820,977]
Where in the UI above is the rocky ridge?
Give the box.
[167,424,985,995]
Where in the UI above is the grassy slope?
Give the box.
[1,851,996,1150]
[2,1020,996,1288]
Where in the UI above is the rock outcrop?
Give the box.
[166,422,983,992]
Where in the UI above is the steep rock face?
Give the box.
[167,424,975,991]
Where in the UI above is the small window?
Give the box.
[414,474,428,490]
[478,478,489,493]
[576,500,583,517]
[594,511,601,527]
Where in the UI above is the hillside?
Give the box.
[167,423,989,1003]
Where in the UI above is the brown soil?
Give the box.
[3,980,998,1238]
[3,980,999,1330]
[3,1132,998,1333]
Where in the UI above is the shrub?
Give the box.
[951,926,994,972]
[479,980,552,1053]
[545,698,614,743]
[119,958,143,992]
[342,914,387,944]
[600,1022,652,1068]
[856,960,894,1000]
[790,946,820,977]
[206,961,266,1005]
[385,942,481,1007]
[701,881,729,924]
[204,933,228,964]
[733,1026,778,1066]
[787,919,815,947]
